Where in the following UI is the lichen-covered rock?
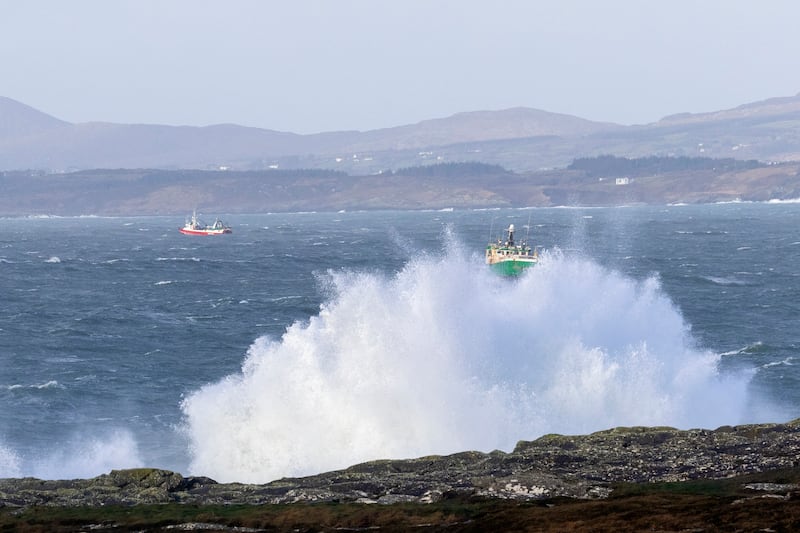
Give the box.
[2,419,799,507]
[105,468,185,490]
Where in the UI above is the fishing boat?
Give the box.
[179,210,232,236]
[485,223,538,276]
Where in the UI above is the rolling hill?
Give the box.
[2,93,799,173]
[1,94,800,215]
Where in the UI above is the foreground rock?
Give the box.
[2,420,799,508]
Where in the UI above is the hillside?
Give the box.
[1,158,798,216]
[1,94,800,173]
[0,96,70,140]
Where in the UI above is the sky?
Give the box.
[2,0,800,134]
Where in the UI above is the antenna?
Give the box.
[525,211,532,244]
[488,216,495,243]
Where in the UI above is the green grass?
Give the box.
[611,467,800,498]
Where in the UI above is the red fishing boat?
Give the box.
[179,210,232,235]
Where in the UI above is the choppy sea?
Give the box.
[1,203,799,483]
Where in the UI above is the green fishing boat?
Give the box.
[485,223,538,276]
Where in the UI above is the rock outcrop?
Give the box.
[2,420,799,508]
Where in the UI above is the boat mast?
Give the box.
[525,211,532,247]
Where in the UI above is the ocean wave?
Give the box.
[182,240,753,483]
[720,342,766,357]
[268,295,304,303]
[2,380,60,391]
[14,430,142,480]
[674,230,729,236]
[762,357,795,369]
[715,199,750,205]
[701,275,747,286]
[767,198,800,204]
[0,443,21,478]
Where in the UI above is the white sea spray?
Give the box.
[182,243,752,483]
[24,430,143,480]
[0,442,21,478]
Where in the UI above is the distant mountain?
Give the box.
[657,93,800,126]
[0,96,70,140]
[1,94,799,172]
[338,107,622,152]
[0,98,621,171]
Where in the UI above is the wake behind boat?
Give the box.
[485,223,538,276]
[179,211,232,236]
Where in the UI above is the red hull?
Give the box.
[179,228,232,236]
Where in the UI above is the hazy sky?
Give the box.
[3,1,800,134]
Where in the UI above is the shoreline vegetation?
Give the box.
[1,156,799,217]
[2,420,800,531]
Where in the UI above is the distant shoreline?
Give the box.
[1,159,798,217]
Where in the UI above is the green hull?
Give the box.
[489,259,536,276]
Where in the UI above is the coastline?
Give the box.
[2,420,798,507]
[3,420,800,531]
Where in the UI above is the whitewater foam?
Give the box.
[0,430,142,479]
[182,242,753,483]
[0,444,21,478]
[1,380,60,391]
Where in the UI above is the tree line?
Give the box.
[568,155,763,177]
[390,162,510,178]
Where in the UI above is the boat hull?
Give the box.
[489,258,537,276]
[179,228,232,236]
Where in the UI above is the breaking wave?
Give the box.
[0,430,142,479]
[181,237,755,483]
[0,443,20,478]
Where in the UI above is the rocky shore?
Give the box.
[2,420,799,508]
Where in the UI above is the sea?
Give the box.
[1,203,799,484]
